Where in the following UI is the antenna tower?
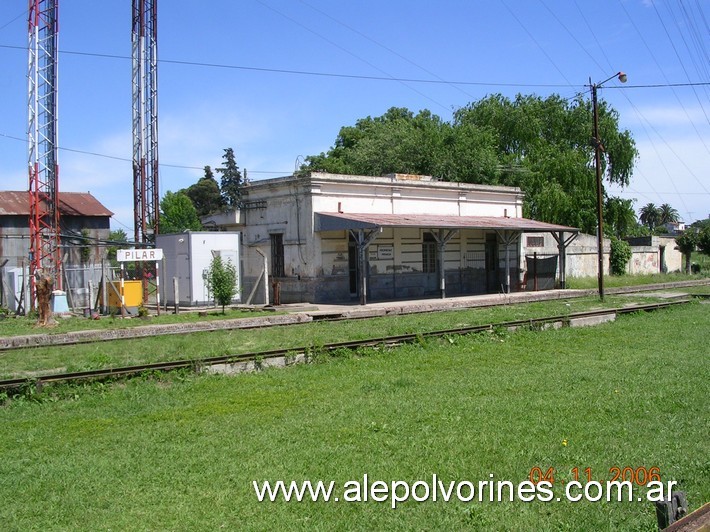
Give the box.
[131,0,159,246]
[28,0,61,304]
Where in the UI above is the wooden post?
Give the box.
[255,248,269,306]
[88,279,95,314]
[155,260,161,316]
[101,260,108,314]
[358,230,367,306]
[505,235,511,294]
[120,263,126,317]
[173,276,179,314]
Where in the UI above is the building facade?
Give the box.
[203,173,577,305]
[0,191,113,268]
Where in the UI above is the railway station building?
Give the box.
[202,172,578,305]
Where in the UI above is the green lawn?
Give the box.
[566,272,709,290]
[1,302,708,530]
[0,307,275,338]
[0,294,672,379]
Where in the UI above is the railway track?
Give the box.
[0,298,691,393]
[3,280,708,352]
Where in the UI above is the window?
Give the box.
[422,232,437,273]
[271,234,285,277]
[526,236,545,248]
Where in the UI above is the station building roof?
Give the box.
[315,212,578,233]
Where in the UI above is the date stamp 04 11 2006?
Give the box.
[529,465,663,487]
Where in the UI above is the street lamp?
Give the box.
[591,71,627,301]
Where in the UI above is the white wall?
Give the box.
[157,232,241,306]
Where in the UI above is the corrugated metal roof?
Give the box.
[315,212,578,233]
[0,191,113,217]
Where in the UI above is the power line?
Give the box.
[0,10,26,33]
[0,43,572,89]
[3,43,708,90]
[0,132,289,175]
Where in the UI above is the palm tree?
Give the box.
[658,203,680,225]
[639,203,660,231]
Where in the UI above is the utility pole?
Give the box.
[590,71,627,302]
[28,0,61,309]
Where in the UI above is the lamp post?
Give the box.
[590,71,627,301]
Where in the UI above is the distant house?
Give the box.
[663,221,685,235]
[0,191,113,268]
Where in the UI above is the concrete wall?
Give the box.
[523,232,684,280]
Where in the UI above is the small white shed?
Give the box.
[157,231,241,306]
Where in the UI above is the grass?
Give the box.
[0,302,708,530]
[691,251,710,273]
[566,272,709,290]
[0,307,275,338]
[0,294,672,379]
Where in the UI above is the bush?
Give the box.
[609,238,632,276]
[206,255,238,313]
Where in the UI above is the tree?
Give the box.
[206,255,238,313]
[185,166,224,216]
[301,94,638,234]
[159,191,202,234]
[658,203,680,225]
[639,203,660,231]
[107,229,128,266]
[675,231,697,274]
[604,197,638,238]
[609,237,632,276]
[216,148,243,208]
[697,226,710,257]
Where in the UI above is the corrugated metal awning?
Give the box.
[0,191,113,217]
[315,212,578,233]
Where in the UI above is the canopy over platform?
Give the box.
[315,212,579,305]
[315,212,578,234]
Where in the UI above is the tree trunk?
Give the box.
[685,253,692,275]
[36,275,53,326]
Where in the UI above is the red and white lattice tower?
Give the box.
[131,0,160,246]
[28,0,61,303]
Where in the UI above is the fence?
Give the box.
[525,253,559,291]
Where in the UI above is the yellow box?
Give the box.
[106,280,143,309]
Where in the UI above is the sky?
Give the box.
[1,0,708,233]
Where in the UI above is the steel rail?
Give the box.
[3,281,707,353]
[0,299,690,393]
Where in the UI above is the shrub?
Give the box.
[206,255,238,314]
[609,238,632,276]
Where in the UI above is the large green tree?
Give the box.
[217,148,243,208]
[185,166,224,216]
[301,94,638,234]
[604,197,639,238]
[159,191,202,234]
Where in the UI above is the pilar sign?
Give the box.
[117,248,164,262]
